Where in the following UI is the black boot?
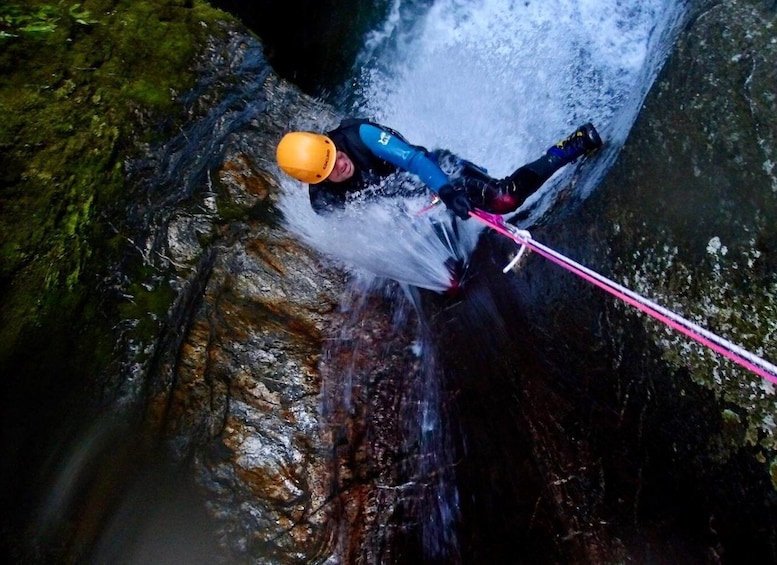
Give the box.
[508,122,604,192]
[546,122,602,165]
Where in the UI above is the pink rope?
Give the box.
[470,210,777,385]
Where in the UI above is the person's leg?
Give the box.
[483,123,603,213]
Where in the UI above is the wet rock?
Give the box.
[121,24,432,564]
[152,225,342,562]
[605,0,777,455]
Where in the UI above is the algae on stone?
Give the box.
[0,0,235,370]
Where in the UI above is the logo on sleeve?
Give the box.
[378,132,392,146]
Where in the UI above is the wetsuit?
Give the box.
[309,118,571,215]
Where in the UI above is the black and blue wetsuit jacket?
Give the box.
[309,118,451,214]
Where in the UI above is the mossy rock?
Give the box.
[0,0,237,372]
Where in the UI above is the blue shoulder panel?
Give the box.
[358,123,450,193]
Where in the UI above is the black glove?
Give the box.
[438,184,472,220]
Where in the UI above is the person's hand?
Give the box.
[438,184,472,220]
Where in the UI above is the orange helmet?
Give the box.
[276,132,336,184]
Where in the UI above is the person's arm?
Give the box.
[357,123,450,193]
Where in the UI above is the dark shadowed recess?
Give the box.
[209,0,393,97]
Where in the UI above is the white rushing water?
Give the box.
[280,0,688,292]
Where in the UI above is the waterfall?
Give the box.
[280,0,688,292]
[279,0,690,561]
[318,279,463,562]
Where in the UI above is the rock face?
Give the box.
[600,0,777,555]
[120,37,316,563]
[607,0,777,401]
[149,222,341,561]
[601,0,777,479]
[118,28,435,565]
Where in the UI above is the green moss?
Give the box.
[0,0,237,371]
[722,408,742,429]
[118,278,178,345]
[0,3,64,38]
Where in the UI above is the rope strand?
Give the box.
[470,210,777,385]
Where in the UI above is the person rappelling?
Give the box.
[274,120,777,383]
[275,118,603,219]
